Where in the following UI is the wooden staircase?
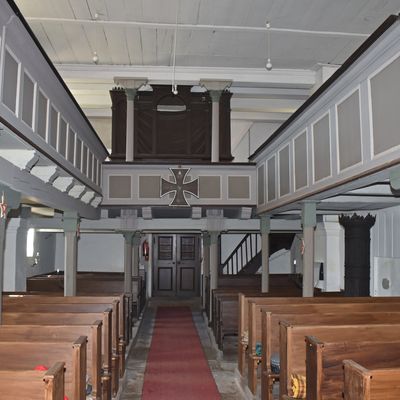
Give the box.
[220,233,296,275]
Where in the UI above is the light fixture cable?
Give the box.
[172,1,179,95]
[266,21,272,71]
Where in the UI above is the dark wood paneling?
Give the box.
[219,90,233,161]
[109,88,127,160]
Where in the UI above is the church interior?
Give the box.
[1,0,400,399]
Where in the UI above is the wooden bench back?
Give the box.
[280,322,400,398]
[306,336,400,400]
[0,362,65,400]
[2,311,112,372]
[3,293,128,351]
[250,301,400,355]
[0,338,86,400]
[343,359,400,400]
[0,323,101,399]
[238,295,400,344]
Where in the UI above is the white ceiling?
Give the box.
[14,0,400,152]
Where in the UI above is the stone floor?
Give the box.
[120,297,246,400]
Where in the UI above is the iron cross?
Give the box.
[160,168,199,206]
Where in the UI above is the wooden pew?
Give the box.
[306,335,400,399]
[1,310,116,397]
[343,359,400,400]
[212,290,261,349]
[0,323,104,400]
[238,294,400,376]
[0,362,65,400]
[246,301,400,394]
[279,321,400,400]
[3,299,125,380]
[26,272,144,321]
[4,293,130,352]
[0,337,86,400]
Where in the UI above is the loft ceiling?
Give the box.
[14,0,400,152]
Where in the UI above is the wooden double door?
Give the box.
[153,234,201,297]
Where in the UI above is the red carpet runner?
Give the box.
[142,307,221,399]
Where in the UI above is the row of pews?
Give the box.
[234,293,400,400]
[0,272,145,400]
[210,274,302,349]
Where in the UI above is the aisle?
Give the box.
[120,299,245,400]
[142,306,220,399]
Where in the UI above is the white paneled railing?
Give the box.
[0,1,108,208]
[251,15,400,214]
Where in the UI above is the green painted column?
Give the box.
[202,232,211,310]
[260,215,271,293]
[209,231,220,321]
[122,232,134,294]
[0,186,21,322]
[301,202,317,297]
[63,211,80,296]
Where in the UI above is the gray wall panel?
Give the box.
[371,55,400,155]
[313,114,331,182]
[294,131,308,190]
[337,90,362,170]
[267,156,276,201]
[279,145,290,196]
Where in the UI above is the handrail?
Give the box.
[220,233,260,275]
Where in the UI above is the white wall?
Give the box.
[370,205,400,295]
[3,219,56,291]
[27,232,57,277]
[77,233,124,272]
[268,249,292,274]
[220,234,246,264]
[232,122,281,162]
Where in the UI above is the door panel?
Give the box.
[153,235,176,296]
[176,234,200,297]
[153,234,200,297]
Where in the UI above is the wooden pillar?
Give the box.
[0,217,6,323]
[202,232,211,310]
[209,231,220,321]
[199,80,232,163]
[109,88,127,160]
[0,186,21,322]
[132,232,141,277]
[63,211,79,297]
[114,77,147,162]
[209,90,221,163]
[339,214,375,296]
[123,232,134,294]
[302,202,317,297]
[125,89,136,162]
[260,215,271,293]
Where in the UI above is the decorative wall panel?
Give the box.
[337,90,362,170]
[313,114,331,182]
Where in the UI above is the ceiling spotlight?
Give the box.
[92,51,99,64]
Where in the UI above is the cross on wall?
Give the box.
[160,168,199,207]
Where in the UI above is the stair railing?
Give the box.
[220,233,260,275]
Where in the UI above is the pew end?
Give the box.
[344,359,400,400]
